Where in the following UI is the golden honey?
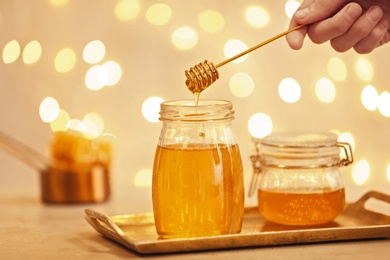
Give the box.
[258,188,345,226]
[152,143,244,238]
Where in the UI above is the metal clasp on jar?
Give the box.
[338,142,354,167]
[248,138,354,197]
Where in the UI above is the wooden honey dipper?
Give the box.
[185,24,306,94]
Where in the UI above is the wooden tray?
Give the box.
[85,190,390,254]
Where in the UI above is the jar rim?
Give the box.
[251,131,353,167]
[261,131,338,148]
[159,99,234,122]
[161,99,231,107]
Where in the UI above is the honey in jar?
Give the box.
[258,188,345,225]
[249,131,353,226]
[152,100,244,238]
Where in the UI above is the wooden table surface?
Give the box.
[1,185,390,260]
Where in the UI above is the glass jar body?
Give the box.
[250,131,352,226]
[152,100,244,238]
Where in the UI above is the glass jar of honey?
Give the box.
[152,99,245,238]
[249,131,353,226]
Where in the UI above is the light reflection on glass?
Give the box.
[361,85,378,111]
[142,96,164,123]
[224,39,248,63]
[278,77,301,103]
[245,5,269,28]
[146,3,171,26]
[172,27,198,50]
[352,160,370,185]
[248,113,273,139]
[229,72,254,98]
[198,10,225,34]
[3,40,20,64]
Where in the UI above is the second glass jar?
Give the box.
[152,99,244,238]
[249,131,353,226]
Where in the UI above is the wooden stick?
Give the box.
[216,24,306,68]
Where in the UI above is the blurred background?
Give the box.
[1,0,389,211]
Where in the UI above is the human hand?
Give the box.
[286,0,390,53]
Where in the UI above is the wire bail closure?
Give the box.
[338,142,354,167]
[248,138,354,197]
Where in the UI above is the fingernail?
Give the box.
[294,8,309,19]
[346,5,361,20]
[367,6,383,22]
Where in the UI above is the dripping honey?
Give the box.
[258,188,345,226]
[152,143,244,238]
[193,92,200,106]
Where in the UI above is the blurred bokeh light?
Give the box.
[198,10,225,34]
[327,57,347,82]
[229,72,254,98]
[352,160,370,186]
[134,168,153,187]
[245,6,269,28]
[40,97,60,123]
[142,97,164,123]
[248,113,273,139]
[338,132,356,151]
[85,65,107,90]
[115,0,140,21]
[285,0,301,19]
[172,27,198,50]
[83,40,106,64]
[1,0,389,205]
[54,48,76,73]
[50,0,68,6]
[146,3,172,26]
[278,77,301,103]
[361,85,379,111]
[50,109,71,132]
[22,40,42,65]
[315,77,336,103]
[355,57,374,81]
[3,40,20,64]
[224,40,248,63]
[378,91,390,117]
[82,113,105,139]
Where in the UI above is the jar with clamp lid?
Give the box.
[249,131,353,226]
[152,99,245,238]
